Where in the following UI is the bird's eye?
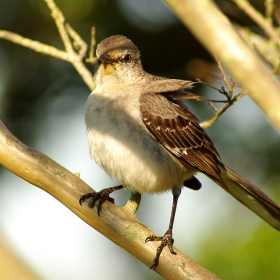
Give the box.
[121,54,132,63]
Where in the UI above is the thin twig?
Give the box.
[86,27,97,64]
[196,78,221,91]
[0,28,94,90]
[44,0,95,90]
[230,79,236,95]
[0,0,95,90]
[216,57,231,93]
[200,89,246,128]
[44,0,73,53]
[208,102,218,112]
[197,58,246,129]
[0,30,70,61]
[66,23,87,58]
[233,0,280,48]
[265,0,275,21]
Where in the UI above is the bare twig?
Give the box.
[44,0,95,90]
[195,79,232,101]
[215,57,232,94]
[0,30,69,61]
[200,89,246,128]
[197,58,246,128]
[196,77,246,128]
[66,23,87,58]
[208,102,218,113]
[265,0,275,21]
[233,0,280,48]
[44,0,73,53]
[0,0,95,90]
[86,27,97,64]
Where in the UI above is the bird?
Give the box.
[79,35,280,269]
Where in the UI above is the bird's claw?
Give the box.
[145,229,176,269]
[79,189,115,216]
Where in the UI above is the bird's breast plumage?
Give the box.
[85,84,191,193]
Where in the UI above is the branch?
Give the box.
[232,0,280,48]
[0,119,220,280]
[86,27,98,64]
[200,89,246,128]
[0,30,69,60]
[0,0,95,91]
[43,0,95,90]
[197,58,246,128]
[164,0,280,131]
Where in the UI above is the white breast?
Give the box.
[85,84,190,193]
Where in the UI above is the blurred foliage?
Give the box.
[197,222,280,279]
[1,0,280,279]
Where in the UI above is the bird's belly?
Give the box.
[85,96,187,193]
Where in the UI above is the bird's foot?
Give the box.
[145,228,176,269]
[79,185,123,216]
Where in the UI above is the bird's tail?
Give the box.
[218,161,280,230]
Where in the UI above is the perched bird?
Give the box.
[80,35,280,269]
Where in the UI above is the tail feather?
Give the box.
[218,161,280,230]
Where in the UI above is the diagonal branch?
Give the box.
[0,119,220,280]
[164,0,280,131]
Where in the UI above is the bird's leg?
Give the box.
[79,185,123,216]
[145,187,181,269]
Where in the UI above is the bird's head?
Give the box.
[94,35,144,85]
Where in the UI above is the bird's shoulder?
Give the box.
[140,73,194,95]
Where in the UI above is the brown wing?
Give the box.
[140,92,226,188]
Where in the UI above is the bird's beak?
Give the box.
[99,54,115,64]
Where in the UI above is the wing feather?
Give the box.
[140,92,226,187]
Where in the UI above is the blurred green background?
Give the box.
[0,0,280,279]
